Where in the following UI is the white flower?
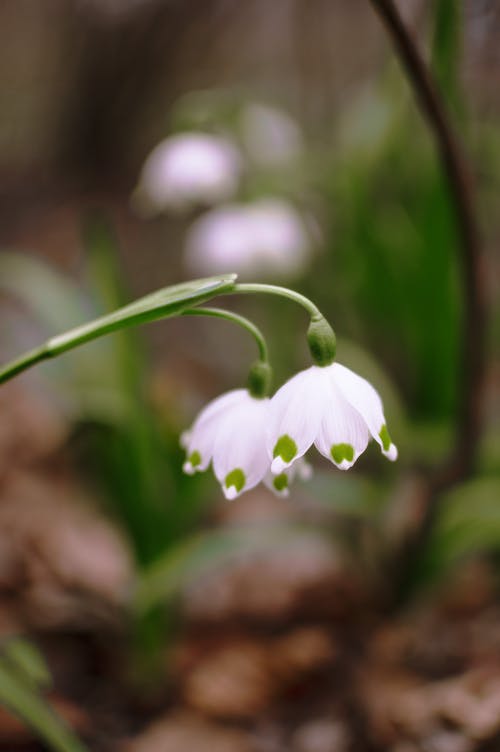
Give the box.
[267,363,398,474]
[240,103,303,167]
[184,199,314,279]
[182,389,270,500]
[137,133,241,213]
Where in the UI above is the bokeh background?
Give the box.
[0,1,499,750]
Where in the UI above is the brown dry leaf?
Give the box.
[291,718,350,752]
[182,638,274,718]
[428,669,500,740]
[125,711,254,752]
[359,666,424,744]
[179,627,335,720]
[0,471,132,630]
[0,382,67,476]
[272,627,335,683]
[360,664,500,747]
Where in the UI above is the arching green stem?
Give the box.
[230,283,323,321]
[227,283,336,366]
[181,307,268,363]
[0,278,332,385]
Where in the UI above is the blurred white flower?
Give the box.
[241,103,303,167]
[264,457,312,498]
[185,199,314,279]
[267,363,398,474]
[136,133,241,213]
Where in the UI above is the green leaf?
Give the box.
[418,478,500,583]
[431,0,463,113]
[47,275,238,355]
[2,638,51,691]
[0,274,237,384]
[0,656,88,752]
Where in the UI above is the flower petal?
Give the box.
[213,395,270,499]
[331,363,398,461]
[264,457,313,498]
[314,378,369,469]
[267,366,325,474]
[183,389,247,473]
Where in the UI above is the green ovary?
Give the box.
[273,473,289,492]
[273,434,297,463]
[379,425,392,452]
[188,450,202,467]
[225,468,246,492]
[331,443,354,464]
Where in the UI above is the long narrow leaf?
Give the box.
[0,660,88,752]
[0,274,237,384]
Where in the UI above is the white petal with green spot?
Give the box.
[213,392,270,500]
[314,374,369,469]
[267,366,326,473]
[331,363,398,461]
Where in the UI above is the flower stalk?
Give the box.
[227,282,337,367]
[0,279,334,385]
[180,306,268,363]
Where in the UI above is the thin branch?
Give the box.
[368,0,487,601]
[369,0,486,493]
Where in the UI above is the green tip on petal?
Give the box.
[273,473,289,492]
[273,434,297,463]
[188,450,202,468]
[379,425,392,452]
[225,468,246,493]
[331,443,354,465]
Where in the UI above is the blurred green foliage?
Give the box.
[0,640,88,752]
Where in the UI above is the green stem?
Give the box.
[0,279,327,385]
[227,283,336,366]
[230,283,323,321]
[181,307,268,362]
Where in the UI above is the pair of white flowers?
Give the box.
[182,361,397,500]
[136,131,314,280]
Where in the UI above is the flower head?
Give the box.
[182,389,271,500]
[136,133,241,214]
[184,199,314,280]
[267,363,397,474]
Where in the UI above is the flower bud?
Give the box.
[307,316,336,367]
[247,360,273,398]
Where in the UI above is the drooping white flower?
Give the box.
[240,103,303,167]
[267,363,398,474]
[184,199,314,279]
[182,389,271,500]
[136,133,241,213]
